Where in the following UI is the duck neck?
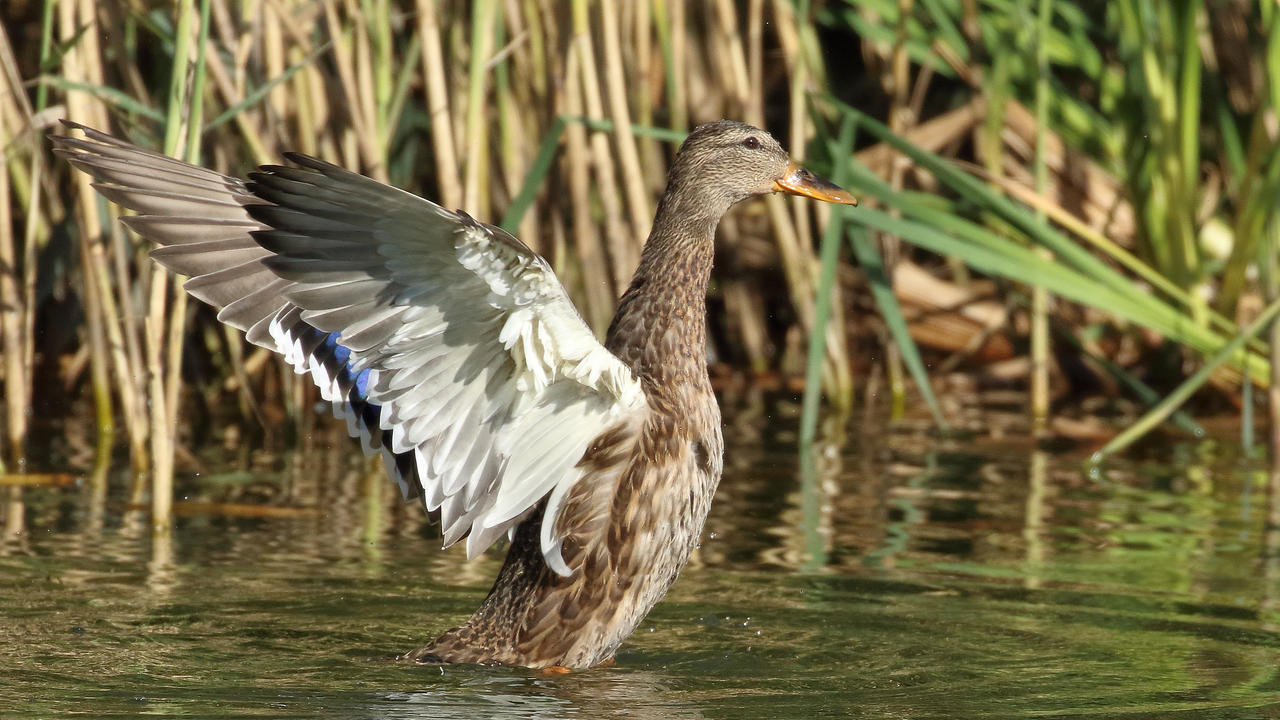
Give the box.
[605,185,724,395]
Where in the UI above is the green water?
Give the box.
[4,402,1280,719]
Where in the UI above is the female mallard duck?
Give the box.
[55,120,856,669]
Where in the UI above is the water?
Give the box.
[4,396,1280,718]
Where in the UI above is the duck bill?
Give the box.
[772,160,858,205]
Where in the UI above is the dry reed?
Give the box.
[0,0,1274,501]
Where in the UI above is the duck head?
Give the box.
[664,120,858,213]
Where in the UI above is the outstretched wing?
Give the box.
[54,122,647,575]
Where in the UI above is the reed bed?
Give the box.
[0,0,1276,512]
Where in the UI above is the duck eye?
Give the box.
[742,136,761,150]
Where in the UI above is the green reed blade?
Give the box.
[1090,296,1280,464]
[800,117,857,447]
[848,225,950,432]
[203,43,331,134]
[500,115,567,233]
[1056,327,1205,436]
[34,76,163,121]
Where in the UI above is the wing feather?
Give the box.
[54,122,648,575]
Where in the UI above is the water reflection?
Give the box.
[4,485,23,546]
[367,667,707,720]
[4,395,1280,718]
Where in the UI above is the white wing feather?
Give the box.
[55,125,646,576]
[258,164,646,577]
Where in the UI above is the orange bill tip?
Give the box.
[772,160,858,206]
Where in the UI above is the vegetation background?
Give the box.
[0,0,1277,519]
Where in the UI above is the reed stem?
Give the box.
[600,0,652,242]
[149,0,203,533]
[416,0,461,210]
[463,0,497,218]
[0,127,22,468]
[1029,0,1053,437]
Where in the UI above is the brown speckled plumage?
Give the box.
[54,119,853,671]
[407,121,855,669]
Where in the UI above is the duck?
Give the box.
[54,119,857,670]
